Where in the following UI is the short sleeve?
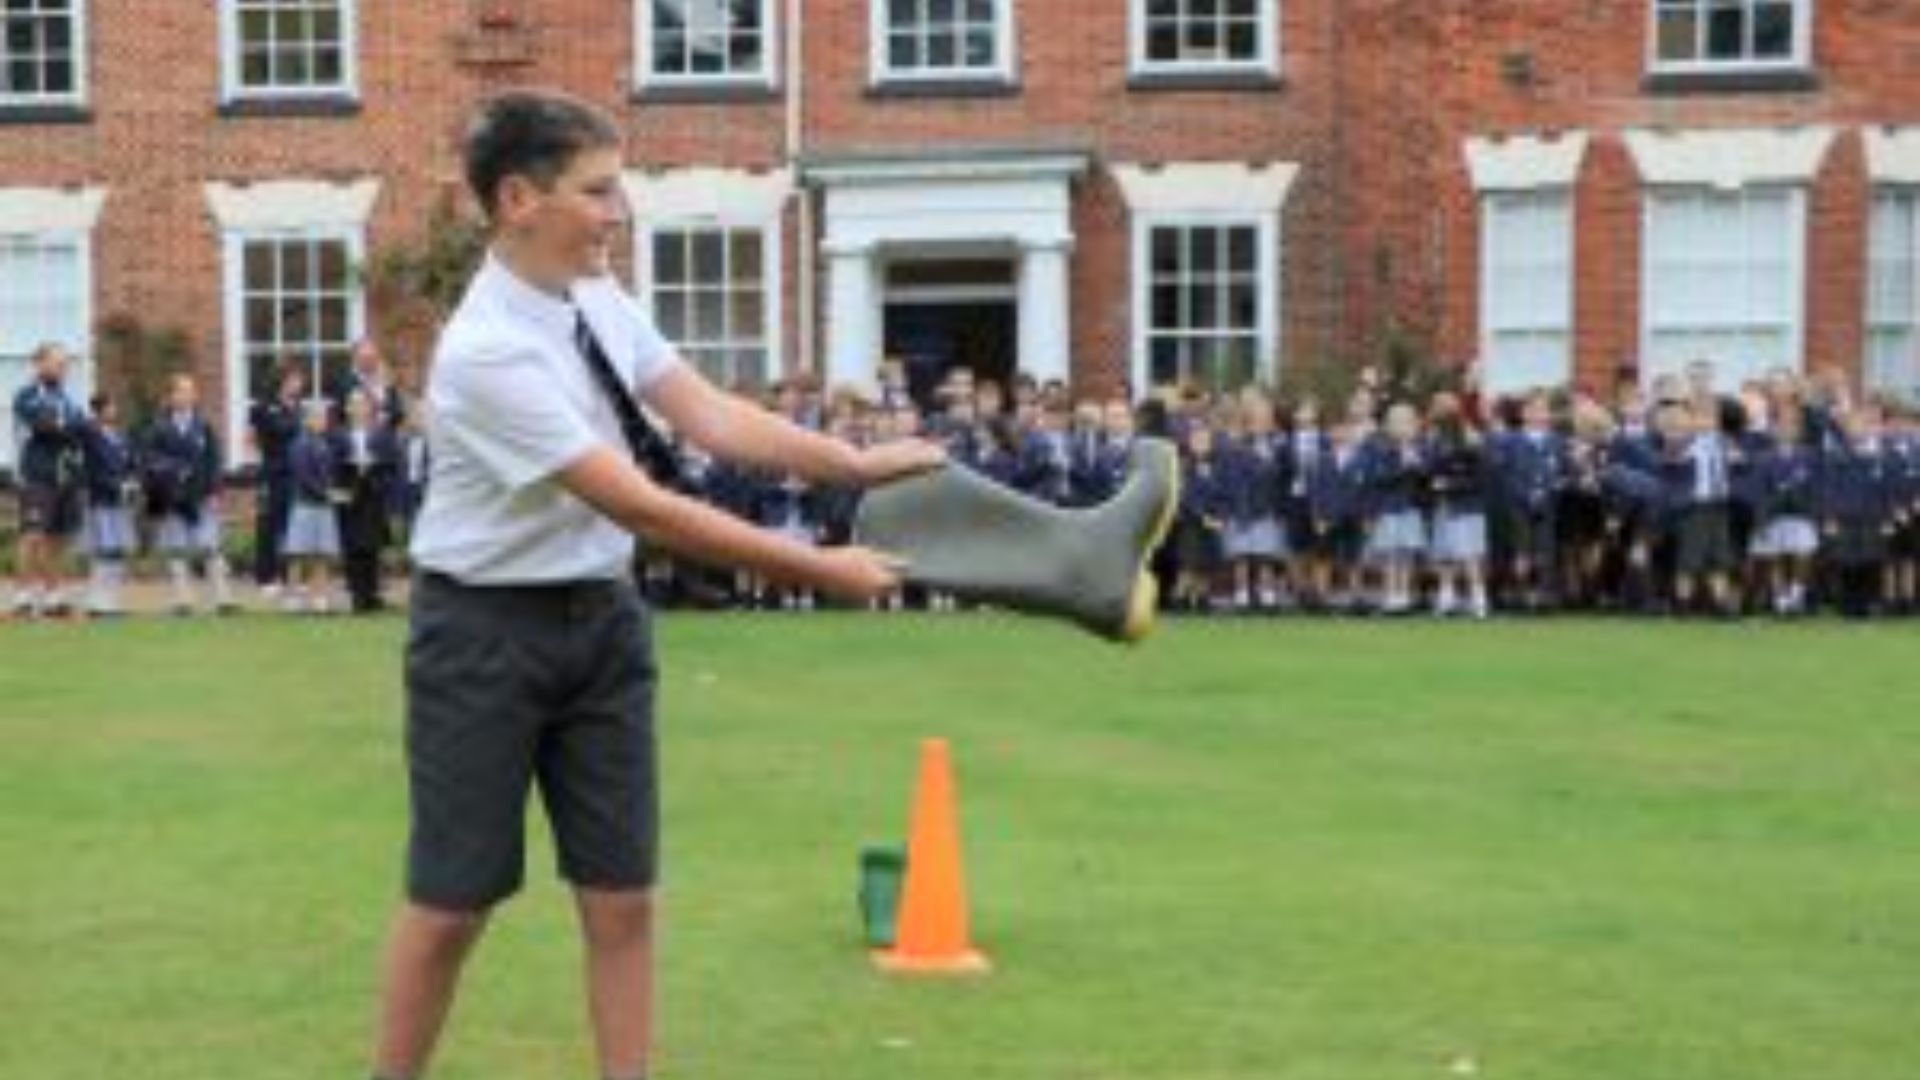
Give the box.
[438,346,601,490]
[580,276,681,391]
[624,293,678,390]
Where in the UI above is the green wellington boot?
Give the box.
[854,438,1181,643]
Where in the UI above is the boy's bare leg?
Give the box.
[371,904,491,1080]
[576,888,657,1080]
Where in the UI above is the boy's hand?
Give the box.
[850,439,947,488]
[812,545,908,603]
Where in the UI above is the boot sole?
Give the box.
[1116,450,1182,643]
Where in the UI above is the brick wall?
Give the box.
[1,0,1915,422]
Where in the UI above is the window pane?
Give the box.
[277,45,311,85]
[1151,284,1180,330]
[244,244,276,291]
[1228,281,1257,330]
[1191,227,1219,273]
[273,8,312,49]
[1188,283,1217,329]
[287,242,317,291]
[659,234,692,285]
[927,28,957,67]
[240,9,272,47]
[729,230,762,279]
[655,289,690,339]
[1656,9,1698,62]
[312,46,342,86]
[963,27,995,67]
[319,297,349,343]
[1150,228,1180,276]
[888,32,917,68]
[1149,337,1182,387]
[1706,3,1746,60]
[653,30,688,73]
[694,289,726,339]
[691,233,724,280]
[1752,1,1795,58]
[246,298,277,344]
[727,31,762,72]
[731,288,765,337]
[1146,22,1180,62]
[1225,21,1257,61]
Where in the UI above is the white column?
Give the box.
[1017,239,1072,386]
[825,243,879,393]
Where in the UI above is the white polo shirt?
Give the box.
[410,253,681,584]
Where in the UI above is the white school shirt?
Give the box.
[410,253,681,584]
[1689,434,1728,502]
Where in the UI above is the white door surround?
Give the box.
[804,150,1088,393]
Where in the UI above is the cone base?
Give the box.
[871,948,992,976]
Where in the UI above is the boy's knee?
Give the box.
[402,903,491,955]
[577,889,654,947]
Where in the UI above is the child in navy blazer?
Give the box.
[1365,403,1429,614]
[1492,391,1565,611]
[1220,394,1286,611]
[1282,399,1328,610]
[1750,409,1820,616]
[142,373,237,615]
[283,401,344,613]
[1173,421,1231,611]
[1817,406,1896,618]
[79,393,139,617]
[1424,392,1490,618]
[1307,419,1371,612]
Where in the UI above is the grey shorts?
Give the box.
[19,482,84,538]
[405,572,659,911]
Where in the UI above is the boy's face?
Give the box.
[500,146,629,282]
[169,380,198,412]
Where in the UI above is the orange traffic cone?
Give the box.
[874,739,991,975]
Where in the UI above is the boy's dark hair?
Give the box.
[463,89,621,218]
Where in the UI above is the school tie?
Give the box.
[573,310,689,492]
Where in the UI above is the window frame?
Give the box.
[1867,186,1920,396]
[1129,211,1280,394]
[1646,0,1812,76]
[868,0,1018,87]
[0,229,93,470]
[1638,184,1807,390]
[220,226,366,459]
[1128,0,1279,80]
[635,216,783,392]
[1479,189,1577,394]
[218,0,359,105]
[634,0,780,92]
[0,0,88,109]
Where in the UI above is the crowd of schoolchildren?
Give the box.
[7,341,425,619]
[11,336,1920,622]
[653,356,1920,621]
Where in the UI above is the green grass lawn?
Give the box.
[3,613,1920,1080]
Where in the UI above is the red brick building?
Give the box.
[1,0,1916,467]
